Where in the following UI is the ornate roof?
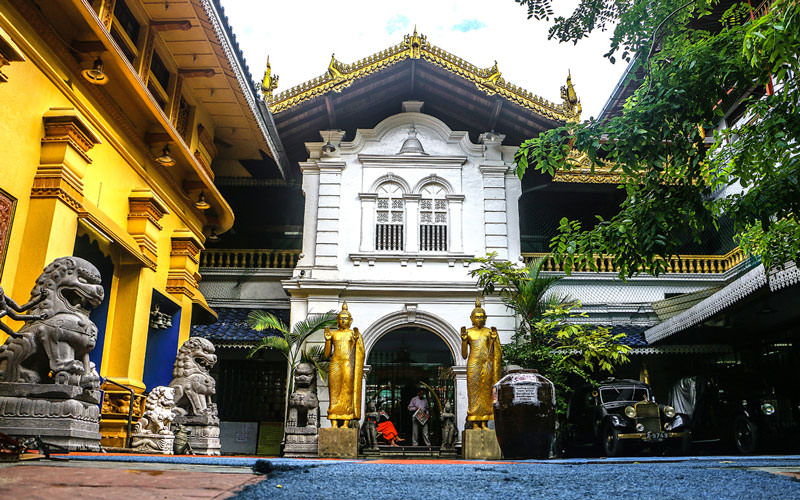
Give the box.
[262,29,580,123]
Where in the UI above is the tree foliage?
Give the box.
[470,254,631,411]
[514,0,800,277]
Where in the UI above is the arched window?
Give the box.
[375,182,404,251]
[419,184,447,252]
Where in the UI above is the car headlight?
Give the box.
[664,406,676,418]
[625,406,636,418]
[761,403,775,416]
[636,423,645,432]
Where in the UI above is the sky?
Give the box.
[219,0,628,120]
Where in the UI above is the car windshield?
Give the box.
[599,386,649,404]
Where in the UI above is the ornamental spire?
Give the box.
[261,55,278,98]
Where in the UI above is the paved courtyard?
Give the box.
[2,454,800,499]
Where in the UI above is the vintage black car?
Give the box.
[671,371,800,454]
[565,378,691,457]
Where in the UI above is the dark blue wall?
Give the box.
[73,234,114,373]
[141,291,181,390]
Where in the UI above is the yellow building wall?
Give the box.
[0,8,209,400]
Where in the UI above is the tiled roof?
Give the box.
[191,307,289,342]
[607,325,649,347]
[651,287,722,321]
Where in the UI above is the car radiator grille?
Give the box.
[636,403,661,433]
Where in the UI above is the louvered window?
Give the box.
[375,182,404,251]
[419,185,447,252]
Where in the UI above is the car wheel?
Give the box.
[602,423,624,457]
[733,416,758,454]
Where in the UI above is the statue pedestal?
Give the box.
[318,427,358,458]
[174,415,220,456]
[0,383,101,451]
[462,428,501,460]
[283,425,318,458]
[130,432,174,454]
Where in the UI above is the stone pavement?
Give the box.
[0,460,261,500]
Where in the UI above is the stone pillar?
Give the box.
[452,365,468,443]
[505,170,523,261]
[447,195,465,253]
[404,194,420,252]
[297,162,319,271]
[359,193,377,252]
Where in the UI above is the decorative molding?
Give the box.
[167,229,204,299]
[349,252,474,268]
[42,110,102,162]
[553,150,620,184]
[127,189,169,269]
[267,29,578,123]
[0,187,17,280]
[0,31,25,83]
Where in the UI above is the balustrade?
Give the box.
[200,249,300,269]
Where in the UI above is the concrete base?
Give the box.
[283,426,318,458]
[318,427,358,459]
[0,389,101,451]
[174,415,220,456]
[462,428,501,460]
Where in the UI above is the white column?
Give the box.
[480,165,509,260]
[404,193,420,252]
[452,365,468,442]
[505,171,523,261]
[447,194,465,253]
[298,162,319,270]
[359,193,377,252]
[314,160,346,278]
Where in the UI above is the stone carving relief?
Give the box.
[130,386,176,454]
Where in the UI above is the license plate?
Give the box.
[645,431,667,441]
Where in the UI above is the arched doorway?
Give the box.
[366,326,455,446]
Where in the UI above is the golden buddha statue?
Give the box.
[323,301,365,428]
[460,298,502,429]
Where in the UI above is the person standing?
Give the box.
[408,388,431,446]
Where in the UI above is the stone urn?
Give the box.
[492,369,555,459]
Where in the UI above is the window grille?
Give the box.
[375,182,404,251]
[419,184,448,252]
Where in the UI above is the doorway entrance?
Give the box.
[366,327,455,446]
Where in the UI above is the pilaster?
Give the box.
[314,160,345,278]
[297,162,320,271]
[127,189,169,270]
[359,193,377,252]
[446,194,465,253]
[479,164,510,260]
[403,193,421,252]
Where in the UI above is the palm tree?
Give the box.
[247,310,337,394]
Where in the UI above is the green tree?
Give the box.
[513,0,800,277]
[470,254,631,411]
[247,310,337,394]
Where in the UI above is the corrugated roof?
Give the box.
[651,287,722,321]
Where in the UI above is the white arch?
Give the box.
[412,174,454,195]
[362,309,465,366]
[369,173,411,194]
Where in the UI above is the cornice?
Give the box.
[266,29,578,122]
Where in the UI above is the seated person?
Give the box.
[376,405,404,446]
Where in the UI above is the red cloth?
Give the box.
[377,421,399,441]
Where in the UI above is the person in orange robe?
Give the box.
[376,406,404,446]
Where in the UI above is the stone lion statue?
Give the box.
[0,257,104,388]
[169,337,217,417]
[134,386,175,435]
[287,362,318,429]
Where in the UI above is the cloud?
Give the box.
[452,19,486,32]
[386,14,411,34]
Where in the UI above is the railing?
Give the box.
[376,224,404,251]
[200,249,300,269]
[522,247,746,274]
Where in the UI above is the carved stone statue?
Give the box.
[323,302,364,428]
[169,337,217,418]
[460,298,502,429]
[440,400,457,451]
[172,423,194,455]
[131,386,175,454]
[0,257,104,387]
[0,257,105,451]
[361,401,379,452]
[168,337,220,455]
[283,362,320,458]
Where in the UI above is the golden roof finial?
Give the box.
[261,55,279,98]
[560,70,581,121]
[406,26,425,59]
[328,53,344,81]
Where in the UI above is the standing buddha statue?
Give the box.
[460,298,502,429]
[323,301,365,428]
